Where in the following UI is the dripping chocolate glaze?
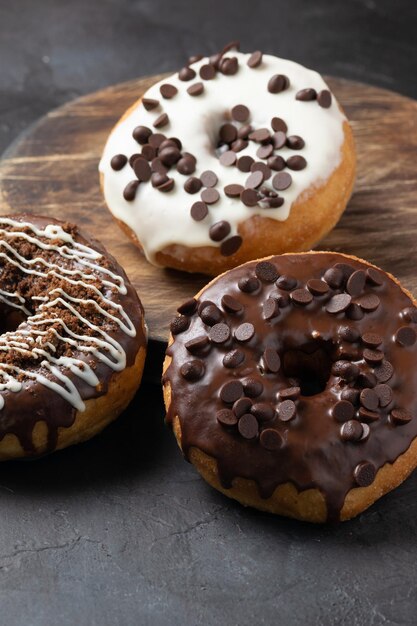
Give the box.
[164,252,417,522]
[0,214,146,454]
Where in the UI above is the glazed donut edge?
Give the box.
[162,251,417,523]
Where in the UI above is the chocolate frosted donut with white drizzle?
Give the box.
[100,42,356,275]
[0,214,146,459]
[163,252,417,522]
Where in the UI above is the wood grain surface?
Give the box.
[0,75,416,349]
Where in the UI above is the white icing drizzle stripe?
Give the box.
[0,218,137,413]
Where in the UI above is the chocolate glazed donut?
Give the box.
[163,252,417,522]
[0,214,147,459]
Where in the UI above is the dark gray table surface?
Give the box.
[1,2,417,624]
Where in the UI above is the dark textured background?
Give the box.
[1,1,417,624]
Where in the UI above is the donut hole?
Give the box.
[282,339,334,397]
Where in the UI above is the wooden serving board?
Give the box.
[0,75,417,358]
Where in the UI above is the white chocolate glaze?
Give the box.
[0,217,137,412]
[100,51,346,265]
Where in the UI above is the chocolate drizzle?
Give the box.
[164,253,417,521]
[0,215,145,456]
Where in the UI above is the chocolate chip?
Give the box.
[238,124,252,139]
[345,304,363,321]
[286,135,305,150]
[255,261,279,282]
[332,400,355,422]
[323,267,344,288]
[179,67,196,81]
[359,407,380,422]
[267,156,286,171]
[238,413,259,439]
[219,151,237,167]
[374,383,392,408]
[231,139,248,152]
[271,117,288,133]
[216,408,238,427]
[220,380,243,404]
[142,144,156,161]
[221,295,243,314]
[272,172,292,191]
[201,188,220,204]
[184,177,202,194]
[235,322,255,342]
[237,156,254,172]
[257,144,274,159]
[326,294,352,314]
[200,303,222,326]
[357,294,380,312]
[357,372,377,389]
[151,172,169,188]
[251,162,272,180]
[263,347,280,373]
[185,335,210,355]
[110,154,127,170]
[268,74,289,93]
[180,359,205,382]
[200,64,216,80]
[332,360,359,382]
[243,378,264,398]
[340,420,363,442]
[177,298,197,316]
[224,184,244,197]
[391,408,412,426]
[395,326,416,346]
[133,125,152,144]
[221,236,243,257]
[170,314,190,335]
[307,279,329,296]
[317,89,332,108]
[341,388,360,405]
[251,403,275,422]
[160,83,178,99]
[296,88,317,101]
[286,156,307,171]
[290,288,313,306]
[210,52,223,69]
[149,133,166,148]
[272,131,287,150]
[200,170,218,188]
[153,113,169,128]
[360,388,379,411]
[231,104,250,122]
[263,297,280,320]
[159,146,181,166]
[123,180,139,201]
[133,157,152,182]
[233,397,253,418]
[365,267,384,286]
[279,387,301,401]
[190,201,208,221]
[276,275,297,290]
[209,221,231,241]
[354,461,376,487]
[187,82,204,96]
[238,275,260,293]
[245,170,264,189]
[247,50,263,68]
[361,333,382,347]
[223,349,245,369]
[142,98,159,110]
[157,178,175,192]
[240,188,259,207]
[151,158,168,174]
[363,349,384,365]
[188,54,203,64]
[248,128,271,143]
[220,57,239,75]
[260,429,283,450]
[209,322,231,344]
[402,307,417,323]
[346,270,366,297]
[374,360,393,382]
[220,123,238,143]
[278,400,296,422]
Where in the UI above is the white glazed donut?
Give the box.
[99,44,356,275]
